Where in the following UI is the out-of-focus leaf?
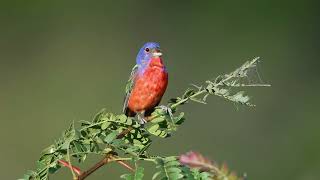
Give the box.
[121,167,144,180]
[179,151,214,171]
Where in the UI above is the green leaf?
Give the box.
[21,170,37,180]
[134,167,144,180]
[152,171,162,180]
[117,114,129,123]
[93,109,106,122]
[174,112,185,125]
[151,116,166,123]
[40,145,56,156]
[153,157,184,180]
[120,174,131,180]
[104,131,118,143]
[147,124,168,138]
[121,167,144,180]
[148,124,159,133]
[101,121,111,130]
[48,163,61,174]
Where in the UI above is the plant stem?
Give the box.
[67,145,77,179]
[112,157,135,172]
[58,160,81,175]
[77,154,111,180]
[171,90,207,109]
[76,154,135,180]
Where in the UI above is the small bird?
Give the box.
[123,42,168,123]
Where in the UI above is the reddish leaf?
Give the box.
[179,151,215,171]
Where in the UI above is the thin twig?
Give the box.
[58,160,82,175]
[77,154,111,180]
[110,155,135,172]
[66,145,77,179]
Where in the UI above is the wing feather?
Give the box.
[122,64,138,114]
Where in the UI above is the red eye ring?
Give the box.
[145,48,150,52]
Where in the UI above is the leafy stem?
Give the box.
[21,57,269,180]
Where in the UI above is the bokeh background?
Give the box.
[1,0,319,179]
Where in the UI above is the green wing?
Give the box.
[123,64,138,114]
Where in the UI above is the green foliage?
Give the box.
[21,57,269,180]
[179,151,244,180]
[21,111,151,180]
[170,57,269,108]
[151,156,213,180]
[152,156,184,180]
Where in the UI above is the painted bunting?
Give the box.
[123,42,168,123]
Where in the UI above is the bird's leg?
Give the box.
[157,105,173,120]
[137,112,147,124]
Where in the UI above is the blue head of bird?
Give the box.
[136,42,162,68]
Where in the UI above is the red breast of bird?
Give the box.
[127,57,168,113]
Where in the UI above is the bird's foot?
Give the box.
[137,113,147,125]
[157,105,173,120]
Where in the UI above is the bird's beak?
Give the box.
[152,48,162,57]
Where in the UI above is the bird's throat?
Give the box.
[149,57,165,68]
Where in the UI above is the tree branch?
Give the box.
[58,160,82,176]
[77,154,111,180]
[74,81,229,179]
[23,57,269,180]
[75,154,134,180]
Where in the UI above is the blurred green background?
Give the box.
[1,0,319,179]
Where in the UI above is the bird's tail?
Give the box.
[125,108,136,117]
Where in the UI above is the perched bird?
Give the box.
[123,42,168,123]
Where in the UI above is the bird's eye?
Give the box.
[145,48,150,52]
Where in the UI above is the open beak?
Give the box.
[152,48,162,57]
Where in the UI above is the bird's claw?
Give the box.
[137,113,147,125]
[157,105,173,119]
